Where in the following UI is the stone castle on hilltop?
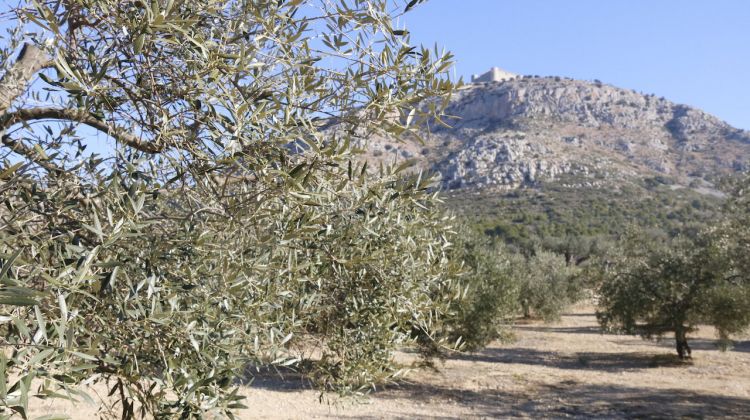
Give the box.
[471,67,518,83]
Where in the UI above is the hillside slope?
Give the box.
[366,74,750,192]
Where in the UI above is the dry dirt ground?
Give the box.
[32,303,750,419]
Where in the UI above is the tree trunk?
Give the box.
[522,299,531,318]
[0,44,51,117]
[675,326,692,359]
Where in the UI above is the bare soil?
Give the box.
[32,303,750,419]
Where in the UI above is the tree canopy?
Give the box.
[595,228,750,359]
[0,0,461,417]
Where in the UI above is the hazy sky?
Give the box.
[401,0,750,129]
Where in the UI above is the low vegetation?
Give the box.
[447,176,723,248]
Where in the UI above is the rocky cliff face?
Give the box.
[365,75,750,191]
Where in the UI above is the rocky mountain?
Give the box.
[364,70,750,192]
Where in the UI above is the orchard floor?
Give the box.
[33,303,750,419]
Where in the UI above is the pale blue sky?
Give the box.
[401,0,750,129]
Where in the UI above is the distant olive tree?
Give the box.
[516,250,583,322]
[723,178,750,279]
[596,230,750,359]
[541,234,612,267]
[0,0,456,417]
[442,231,519,352]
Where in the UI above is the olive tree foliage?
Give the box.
[516,250,582,322]
[724,179,750,284]
[440,231,519,352]
[708,179,750,346]
[268,173,463,393]
[595,230,750,359]
[541,235,612,267]
[0,0,459,417]
[432,233,588,353]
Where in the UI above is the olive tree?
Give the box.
[711,179,750,345]
[440,231,519,352]
[596,230,750,359]
[516,250,582,322]
[723,179,750,279]
[0,0,458,417]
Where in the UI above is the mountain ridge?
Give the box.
[364,73,750,192]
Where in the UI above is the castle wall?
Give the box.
[472,67,518,83]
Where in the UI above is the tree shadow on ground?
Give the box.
[237,365,316,392]
[516,325,605,335]
[368,379,750,419]
[256,346,749,419]
[559,312,597,317]
[449,347,687,372]
[237,349,685,395]
[733,340,750,352]
[613,337,750,353]
[518,319,750,353]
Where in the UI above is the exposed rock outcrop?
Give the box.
[363,74,750,190]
